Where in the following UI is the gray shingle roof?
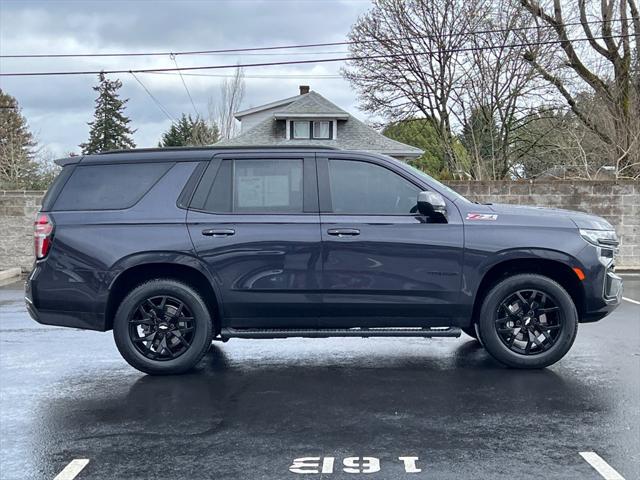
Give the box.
[216,91,423,158]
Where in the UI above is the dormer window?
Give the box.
[292,121,310,139]
[290,120,334,140]
[313,121,330,139]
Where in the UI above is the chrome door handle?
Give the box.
[327,228,360,236]
[202,228,235,237]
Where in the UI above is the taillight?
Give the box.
[34,213,54,259]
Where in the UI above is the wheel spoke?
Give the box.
[516,291,528,306]
[524,331,532,353]
[169,331,191,348]
[539,307,560,313]
[130,318,154,326]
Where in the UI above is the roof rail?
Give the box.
[99,145,342,154]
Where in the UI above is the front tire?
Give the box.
[477,274,578,369]
[113,279,213,375]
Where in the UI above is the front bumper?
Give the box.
[580,265,623,323]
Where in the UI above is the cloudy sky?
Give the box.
[0,0,373,157]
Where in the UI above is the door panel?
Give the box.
[187,155,321,328]
[318,156,464,327]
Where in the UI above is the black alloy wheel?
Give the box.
[129,295,195,361]
[114,279,213,375]
[494,289,563,355]
[477,274,578,369]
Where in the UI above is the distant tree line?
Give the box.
[349,0,639,180]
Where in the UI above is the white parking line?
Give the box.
[53,459,90,480]
[623,297,640,305]
[579,452,625,480]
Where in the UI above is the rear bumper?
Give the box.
[25,265,108,331]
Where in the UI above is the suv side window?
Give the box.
[53,162,173,211]
[328,159,419,214]
[202,159,304,213]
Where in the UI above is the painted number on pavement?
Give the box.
[289,456,421,474]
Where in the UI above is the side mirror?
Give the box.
[417,191,447,218]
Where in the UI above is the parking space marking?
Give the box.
[579,452,625,480]
[53,459,89,480]
[622,297,640,305]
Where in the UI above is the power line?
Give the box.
[129,72,175,122]
[0,33,635,78]
[147,71,343,79]
[171,54,200,117]
[0,18,631,59]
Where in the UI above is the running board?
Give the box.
[220,327,461,340]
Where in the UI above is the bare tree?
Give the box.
[456,0,554,179]
[343,0,486,177]
[520,0,640,177]
[215,67,245,140]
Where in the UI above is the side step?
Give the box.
[220,327,461,340]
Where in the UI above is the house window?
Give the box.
[292,121,310,139]
[312,121,330,139]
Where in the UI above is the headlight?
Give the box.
[579,229,618,247]
[579,229,618,266]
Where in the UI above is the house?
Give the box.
[215,86,423,161]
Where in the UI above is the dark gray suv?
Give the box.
[26,146,623,374]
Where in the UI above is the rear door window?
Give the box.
[53,162,173,211]
[200,159,304,213]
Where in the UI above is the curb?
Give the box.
[0,267,22,282]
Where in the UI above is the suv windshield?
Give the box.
[400,163,471,204]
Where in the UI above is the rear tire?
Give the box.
[477,274,578,369]
[113,279,213,375]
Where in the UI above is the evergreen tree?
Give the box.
[80,73,136,154]
[159,113,220,147]
[383,118,467,179]
[0,89,38,188]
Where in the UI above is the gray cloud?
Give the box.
[1,0,372,156]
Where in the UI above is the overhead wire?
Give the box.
[170,53,200,118]
[129,71,175,122]
[0,33,636,77]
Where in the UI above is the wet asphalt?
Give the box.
[0,277,639,480]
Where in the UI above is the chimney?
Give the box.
[299,85,310,95]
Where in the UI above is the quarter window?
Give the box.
[53,162,173,211]
[202,159,304,213]
[328,160,419,214]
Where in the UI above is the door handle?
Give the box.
[327,228,360,237]
[202,228,235,237]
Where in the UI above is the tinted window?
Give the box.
[53,162,172,211]
[328,160,419,214]
[202,159,303,213]
[41,165,74,212]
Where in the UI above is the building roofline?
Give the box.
[234,94,301,119]
[273,112,350,120]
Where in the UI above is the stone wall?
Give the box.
[0,191,44,272]
[1,181,638,272]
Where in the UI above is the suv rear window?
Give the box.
[53,162,173,211]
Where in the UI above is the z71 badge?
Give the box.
[466,213,498,221]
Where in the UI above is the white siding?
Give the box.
[239,104,293,132]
